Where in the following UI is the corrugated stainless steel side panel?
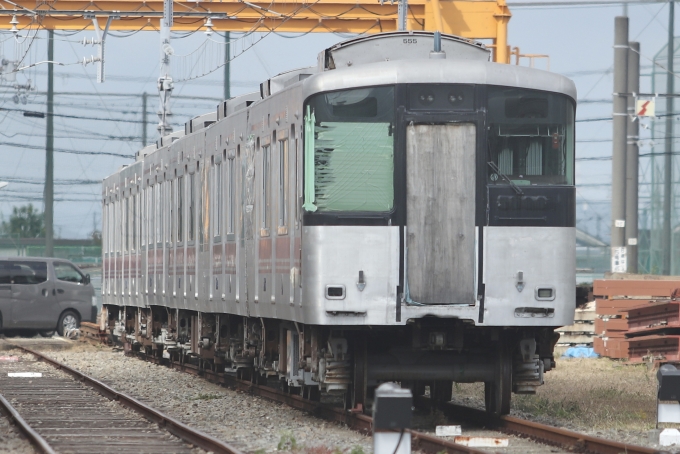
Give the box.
[405,123,476,305]
[482,226,575,327]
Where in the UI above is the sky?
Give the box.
[0,0,676,241]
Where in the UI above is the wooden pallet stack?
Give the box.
[556,301,596,348]
[592,276,680,362]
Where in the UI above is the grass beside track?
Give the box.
[456,357,658,431]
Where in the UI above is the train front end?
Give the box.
[300,32,576,413]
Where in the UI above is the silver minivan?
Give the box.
[0,257,96,336]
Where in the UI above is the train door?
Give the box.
[243,135,257,314]
[258,136,273,312]
[404,123,476,305]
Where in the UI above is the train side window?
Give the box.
[155,183,162,244]
[177,176,184,242]
[147,186,154,246]
[132,193,137,252]
[227,156,235,235]
[278,139,288,233]
[167,180,177,243]
[111,202,115,254]
[123,197,129,253]
[214,161,222,238]
[188,173,195,241]
[294,135,300,228]
[261,144,271,235]
[199,162,209,248]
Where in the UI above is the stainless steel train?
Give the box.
[101,31,576,415]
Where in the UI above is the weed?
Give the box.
[349,447,365,454]
[277,432,298,451]
[192,393,221,400]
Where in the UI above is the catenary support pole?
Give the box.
[611,16,629,272]
[626,42,640,273]
[45,29,54,257]
[663,0,675,275]
[224,31,230,100]
[142,92,147,146]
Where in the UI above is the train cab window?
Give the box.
[487,87,575,186]
[303,86,395,213]
[278,139,289,230]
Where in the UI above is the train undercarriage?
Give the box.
[103,305,559,415]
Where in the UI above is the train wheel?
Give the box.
[484,340,512,416]
[433,380,453,405]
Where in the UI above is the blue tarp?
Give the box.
[562,347,599,358]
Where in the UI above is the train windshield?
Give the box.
[487,87,575,186]
[303,86,395,213]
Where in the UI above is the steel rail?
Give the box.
[136,350,664,454]
[72,335,661,454]
[440,403,663,454]
[0,393,56,454]
[11,345,244,454]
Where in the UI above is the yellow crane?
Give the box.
[1,0,512,63]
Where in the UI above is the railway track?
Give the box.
[119,347,661,454]
[29,330,663,454]
[0,345,243,454]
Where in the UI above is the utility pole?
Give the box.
[663,0,675,275]
[142,92,148,146]
[611,16,628,273]
[157,0,173,136]
[44,29,54,257]
[626,42,640,273]
[224,32,230,100]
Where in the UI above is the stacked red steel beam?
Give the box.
[593,279,680,361]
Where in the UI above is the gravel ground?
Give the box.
[0,410,35,454]
[27,339,677,452]
[453,357,672,450]
[41,343,372,454]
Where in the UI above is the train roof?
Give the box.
[302,58,577,102]
[106,31,575,187]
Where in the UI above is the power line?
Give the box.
[0,176,99,185]
[0,140,134,158]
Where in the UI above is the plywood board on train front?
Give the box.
[405,123,476,305]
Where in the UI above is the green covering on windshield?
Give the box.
[313,122,394,212]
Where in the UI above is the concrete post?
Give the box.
[663,0,675,275]
[45,30,54,257]
[626,42,640,273]
[611,16,629,272]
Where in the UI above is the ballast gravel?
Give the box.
[0,411,35,454]
[42,344,372,454]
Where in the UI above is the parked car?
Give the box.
[0,257,97,336]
